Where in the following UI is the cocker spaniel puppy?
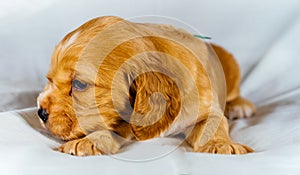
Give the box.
[37,16,256,156]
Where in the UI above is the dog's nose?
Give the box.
[37,108,49,122]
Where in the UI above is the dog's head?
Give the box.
[37,16,166,141]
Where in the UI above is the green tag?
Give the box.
[193,34,211,40]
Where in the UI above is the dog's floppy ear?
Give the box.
[129,72,181,140]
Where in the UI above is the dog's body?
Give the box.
[37,16,256,156]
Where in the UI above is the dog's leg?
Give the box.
[185,115,253,154]
[225,96,256,120]
[212,44,256,119]
[57,130,129,156]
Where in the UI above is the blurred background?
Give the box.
[0,0,299,111]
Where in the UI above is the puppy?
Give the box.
[37,16,256,156]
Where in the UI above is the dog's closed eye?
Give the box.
[72,79,88,92]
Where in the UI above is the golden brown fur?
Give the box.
[37,16,256,156]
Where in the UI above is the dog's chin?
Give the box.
[45,114,85,141]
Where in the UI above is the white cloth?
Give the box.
[0,0,300,174]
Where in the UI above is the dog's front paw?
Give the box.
[195,141,253,154]
[225,97,256,120]
[57,138,102,156]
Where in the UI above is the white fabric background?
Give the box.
[0,0,300,174]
